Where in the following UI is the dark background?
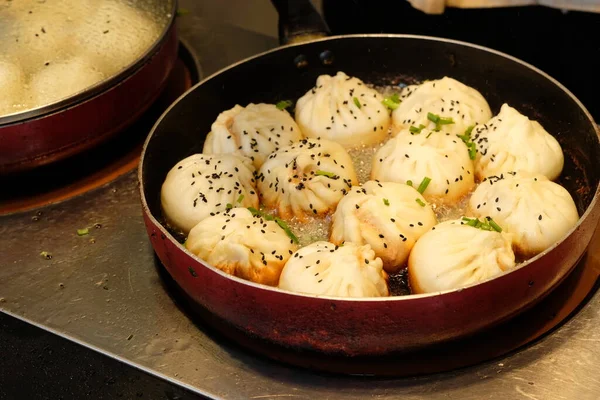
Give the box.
[322,0,600,121]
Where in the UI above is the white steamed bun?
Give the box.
[279,241,389,298]
[74,0,161,74]
[0,60,27,116]
[371,127,475,204]
[330,180,437,272]
[295,71,391,148]
[392,76,492,136]
[27,56,105,108]
[161,153,259,234]
[468,171,578,256]
[185,207,298,286]
[256,138,358,220]
[473,103,564,181]
[203,103,303,169]
[408,219,516,294]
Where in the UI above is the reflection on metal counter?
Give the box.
[1,1,600,399]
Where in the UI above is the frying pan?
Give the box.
[0,0,178,174]
[139,0,600,357]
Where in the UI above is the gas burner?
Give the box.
[0,42,200,215]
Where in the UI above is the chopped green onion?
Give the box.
[353,97,362,109]
[248,207,274,221]
[462,217,478,227]
[427,112,455,131]
[438,116,455,125]
[236,194,244,203]
[409,124,425,134]
[487,218,503,232]
[275,217,299,243]
[383,198,390,206]
[457,126,473,142]
[276,100,293,110]
[315,170,337,179]
[176,8,190,16]
[415,198,426,207]
[468,142,477,160]
[417,177,431,194]
[263,214,274,221]
[77,228,89,236]
[462,216,502,232]
[464,125,474,138]
[406,180,413,187]
[427,112,440,124]
[382,98,399,110]
[248,208,297,242]
[458,125,477,160]
[382,94,402,110]
[226,203,233,209]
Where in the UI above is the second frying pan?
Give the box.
[0,0,178,174]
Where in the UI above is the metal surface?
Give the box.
[1,1,600,399]
[2,171,600,399]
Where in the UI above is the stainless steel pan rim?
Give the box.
[139,33,600,302]
[0,0,178,127]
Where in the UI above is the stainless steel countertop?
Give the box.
[2,1,600,399]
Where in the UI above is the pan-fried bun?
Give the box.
[392,76,491,137]
[186,207,297,286]
[0,60,26,116]
[27,57,105,108]
[279,241,389,298]
[295,71,391,148]
[161,153,259,235]
[468,171,578,257]
[203,103,303,169]
[408,219,515,294]
[256,138,358,220]
[330,180,436,273]
[371,127,475,204]
[473,103,564,181]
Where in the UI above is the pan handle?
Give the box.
[270,0,331,45]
